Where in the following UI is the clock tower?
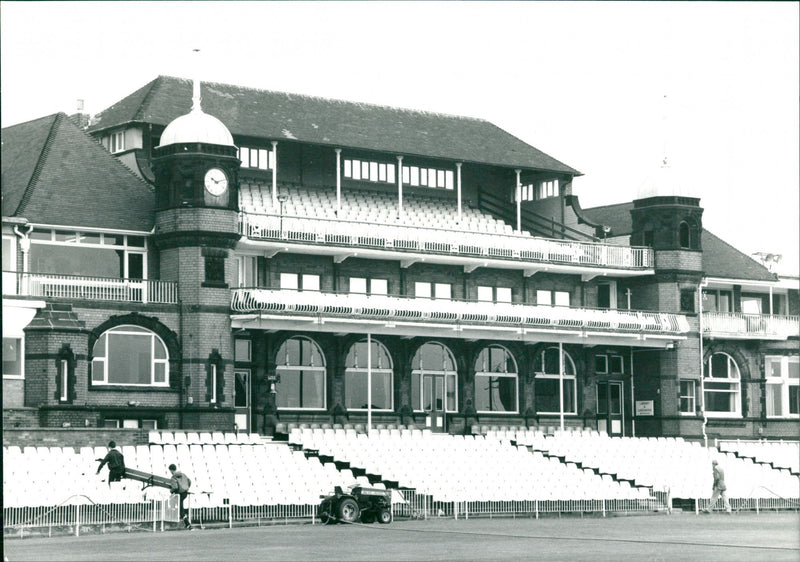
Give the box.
[152,77,241,430]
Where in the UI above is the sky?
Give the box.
[2,1,798,275]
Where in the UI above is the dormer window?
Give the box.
[515,179,559,202]
[238,146,274,170]
[109,131,125,153]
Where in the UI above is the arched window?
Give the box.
[411,342,457,413]
[534,347,577,414]
[91,325,168,386]
[474,345,518,413]
[703,352,741,417]
[679,219,699,249]
[275,336,326,409]
[344,339,393,411]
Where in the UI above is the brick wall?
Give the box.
[3,378,25,407]
[3,407,40,428]
[3,428,147,448]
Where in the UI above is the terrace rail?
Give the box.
[231,288,690,335]
[238,212,654,270]
[703,312,799,339]
[2,271,179,305]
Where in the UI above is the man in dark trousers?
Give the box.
[96,441,125,487]
[169,464,193,529]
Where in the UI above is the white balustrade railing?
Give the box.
[704,312,799,339]
[238,213,653,270]
[232,289,689,335]
[2,272,178,304]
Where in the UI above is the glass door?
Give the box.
[597,381,624,436]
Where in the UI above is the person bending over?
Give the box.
[169,464,193,529]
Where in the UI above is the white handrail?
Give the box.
[3,272,178,304]
[231,288,689,335]
[703,312,799,338]
[238,212,653,270]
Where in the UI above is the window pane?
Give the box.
[434,283,451,300]
[302,274,320,291]
[411,372,421,410]
[350,277,367,294]
[535,379,559,413]
[767,358,783,378]
[258,149,269,170]
[387,164,395,184]
[371,279,388,295]
[302,369,325,408]
[475,374,516,412]
[345,371,368,409]
[410,166,419,186]
[92,359,105,381]
[344,160,352,178]
[597,382,608,414]
[789,359,799,379]
[610,356,624,374]
[595,355,608,374]
[496,287,512,303]
[235,371,248,407]
[280,273,298,290]
[235,339,251,362]
[537,290,552,306]
[107,333,151,384]
[3,338,21,376]
[30,244,121,277]
[446,374,456,411]
[790,386,799,415]
[153,362,166,384]
[477,286,493,302]
[276,369,301,408]
[705,389,737,413]
[766,384,782,416]
[370,162,378,181]
[555,291,570,306]
[415,282,431,299]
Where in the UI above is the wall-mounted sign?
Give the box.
[635,400,654,416]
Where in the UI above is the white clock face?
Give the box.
[204,168,228,196]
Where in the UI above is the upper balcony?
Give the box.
[231,288,688,348]
[703,312,799,340]
[238,184,654,277]
[2,271,178,305]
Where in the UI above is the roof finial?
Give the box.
[192,48,202,113]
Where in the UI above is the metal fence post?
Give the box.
[76,504,81,537]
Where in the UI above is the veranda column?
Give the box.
[397,155,404,218]
[516,169,522,234]
[559,341,564,430]
[335,148,342,215]
[271,141,278,207]
[456,162,463,223]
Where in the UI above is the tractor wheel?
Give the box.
[378,508,392,524]
[320,511,334,525]
[337,498,360,523]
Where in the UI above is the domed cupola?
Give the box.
[636,158,691,200]
[159,80,234,148]
[152,76,240,211]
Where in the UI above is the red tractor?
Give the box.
[319,485,393,524]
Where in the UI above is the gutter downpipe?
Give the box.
[13,224,32,295]
[699,277,709,448]
[630,346,636,438]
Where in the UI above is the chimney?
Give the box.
[68,99,90,130]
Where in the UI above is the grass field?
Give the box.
[4,512,799,562]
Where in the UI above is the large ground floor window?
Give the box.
[474,345,518,413]
[345,339,393,410]
[766,355,799,418]
[411,342,457,412]
[534,347,577,414]
[275,336,326,409]
[703,352,741,417]
[91,325,168,386]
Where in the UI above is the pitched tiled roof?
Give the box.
[583,202,776,282]
[89,76,580,175]
[701,229,777,282]
[2,113,155,231]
